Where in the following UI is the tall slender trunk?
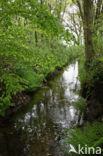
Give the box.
[35,31,38,46]
[83,0,95,68]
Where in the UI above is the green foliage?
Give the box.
[20,43,81,92]
[80,57,103,90]
[0,38,80,115]
[0,0,82,115]
[74,98,86,113]
[62,122,103,156]
[19,67,44,92]
[0,0,63,36]
[87,61,102,85]
[0,0,63,115]
[0,73,27,116]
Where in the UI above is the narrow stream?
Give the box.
[0,61,81,156]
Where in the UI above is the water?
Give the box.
[0,61,81,156]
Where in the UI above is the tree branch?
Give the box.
[76,0,84,21]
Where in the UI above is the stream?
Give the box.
[0,61,82,156]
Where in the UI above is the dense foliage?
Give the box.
[0,0,79,115]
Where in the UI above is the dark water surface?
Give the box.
[0,61,81,156]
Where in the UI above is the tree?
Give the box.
[64,6,83,45]
[75,0,103,68]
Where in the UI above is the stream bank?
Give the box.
[2,59,76,119]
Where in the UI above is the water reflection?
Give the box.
[0,61,81,156]
[62,61,80,102]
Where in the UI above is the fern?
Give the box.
[62,122,103,155]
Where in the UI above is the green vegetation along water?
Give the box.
[0,61,82,156]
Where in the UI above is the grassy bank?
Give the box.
[0,42,81,116]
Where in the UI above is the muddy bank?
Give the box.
[0,93,30,123]
[7,93,30,115]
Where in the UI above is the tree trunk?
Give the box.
[35,31,38,46]
[83,0,95,69]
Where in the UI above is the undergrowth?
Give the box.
[0,42,82,115]
[62,122,103,156]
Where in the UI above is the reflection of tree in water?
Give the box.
[0,109,60,156]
